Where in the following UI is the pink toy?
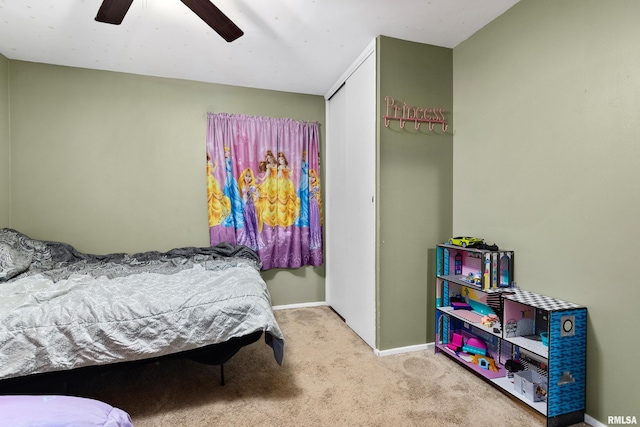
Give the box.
[466,337,486,349]
[447,333,464,352]
[463,337,488,356]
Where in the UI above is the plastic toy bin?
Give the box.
[513,370,547,402]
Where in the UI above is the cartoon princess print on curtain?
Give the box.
[206,153,230,228]
[206,113,323,270]
[308,168,322,250]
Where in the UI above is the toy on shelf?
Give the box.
[505,359,525,379]
[471,354,499,372]
[447,236,501,251]
[540,332,549,346]
[447,334,489,359]
[465,272,482,286]
[448,236,484,248]
[447,333,464,353]
[481,314,499,328]
[451,301,472,310]
[462,337,487,356]
[514,370,548,403]
[536,385,548,398]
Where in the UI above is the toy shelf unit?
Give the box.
[434,244,587,427]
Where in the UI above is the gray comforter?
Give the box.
[0,229,284,381]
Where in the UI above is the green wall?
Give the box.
[7,60,325,306]
[453,0,640,423]
[377,36,453,350]
[0,54,9,227]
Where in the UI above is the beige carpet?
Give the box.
[69,306,589,426]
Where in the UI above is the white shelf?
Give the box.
[492,376,548,416]
[437,344,506,380]
[503,336,548,359]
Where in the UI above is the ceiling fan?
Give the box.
[95,0,244,42]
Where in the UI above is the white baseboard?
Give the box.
[585,414,606,427]
[374,342,434,357]
[272,304,433,357]
[272,301,328,311]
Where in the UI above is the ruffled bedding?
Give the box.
[0,228,284,381]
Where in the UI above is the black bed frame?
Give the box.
[0,331,263,394]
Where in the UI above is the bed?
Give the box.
[0,228,284,387]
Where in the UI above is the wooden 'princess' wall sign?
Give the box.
[383,96,448,132]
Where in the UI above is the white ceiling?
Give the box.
[0,0,519,96]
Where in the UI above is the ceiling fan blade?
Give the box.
[95,0,134,25]
[180,0,244,42]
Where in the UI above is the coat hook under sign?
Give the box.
[383,96,448,132]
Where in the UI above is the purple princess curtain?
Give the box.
[206,113,323,270]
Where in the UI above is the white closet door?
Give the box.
[326,84,349,318]
[326,50,376,349]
